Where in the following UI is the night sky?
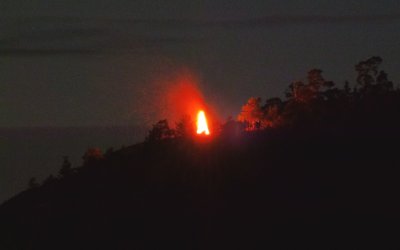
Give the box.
[1,0,400,127]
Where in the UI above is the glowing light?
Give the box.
[196,110,210,135]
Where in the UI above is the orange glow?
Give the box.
[133,69,220,132]
[196,110,210,135]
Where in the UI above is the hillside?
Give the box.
[1,57,400,249]
[1,119,400,249]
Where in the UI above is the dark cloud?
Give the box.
[2,14,400,27]
[0,48,99,56]
[138,13,400,28]
[0,38,200,56]
[0,14,399,56]
[0,26,200,56]
[0,28,105,45]
[239,14,400,27]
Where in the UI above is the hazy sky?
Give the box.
[1,0,400,126]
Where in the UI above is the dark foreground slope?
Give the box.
[2,57,400,249]
[1,118,400,249]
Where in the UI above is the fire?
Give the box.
[196,110,210,135]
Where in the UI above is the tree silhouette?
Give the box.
[286,69,334,103]
[175,115,193,138]
[59,156,73,178]
[355,56,382,89]
[43,174,57,185]
[262,97,283,127]
[376,70,393,92]
[220,117,245,138]
[28,177,39,189]
[308,69,334,92]
[286,81,306,101]
[104,147,114,158]
[82,148,104,167]
[146,119,175,142]
[237,97,267,130]
[344,81,351,95]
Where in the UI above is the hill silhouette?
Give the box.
[1,57,400,249]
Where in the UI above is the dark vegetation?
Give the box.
[1,57,400,249]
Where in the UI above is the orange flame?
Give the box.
[196,110,210,135]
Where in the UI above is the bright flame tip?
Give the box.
[196,110,210,135]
